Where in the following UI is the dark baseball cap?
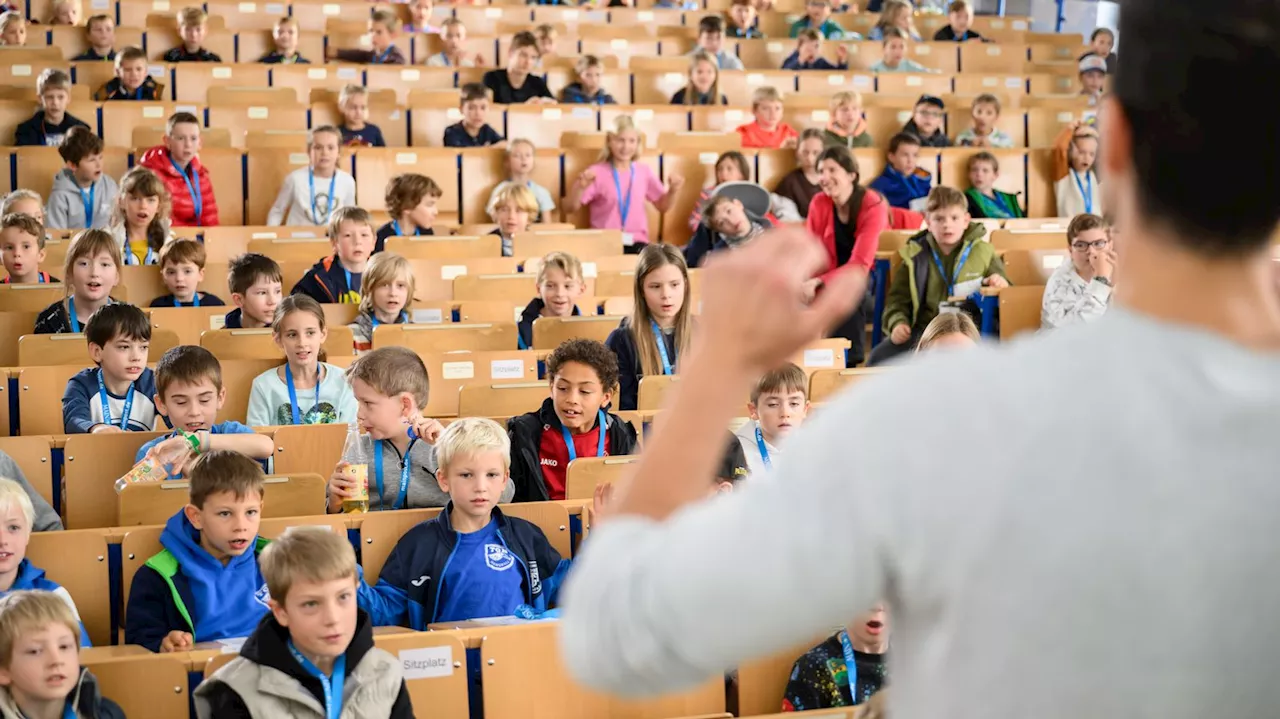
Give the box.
[915,94,945,110]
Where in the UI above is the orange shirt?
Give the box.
[735,121,799,149]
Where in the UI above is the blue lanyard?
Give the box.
[309,169,338,224]
[838,630,868,705]
[561,410,606,462]
[174,293,199,307]
[79,181,95,228]
[67,297,80,332]
[374,45,394,63]
[369,311,405,329]
[373,436,417,510]
[60,700,76,719]
[169,156,202,225]
[96,370,135,430]
[124,243,156,266]
[754,427,771,469]
[611,163,635,226]
[390,220,424,237]
[287,640,345,719]
[991,192,1013,218]
[929,241,974,297]
[649,319,674,375]
[284,363,320,425]
[1072,170,1093,214]
[343,269,358,298]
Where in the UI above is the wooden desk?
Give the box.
[79,645,152,664]
[426,620,558,649]
[186,626,421,671]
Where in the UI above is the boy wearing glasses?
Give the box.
[1041,213,1115,329]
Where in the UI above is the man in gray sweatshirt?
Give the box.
[560,2,1280,717]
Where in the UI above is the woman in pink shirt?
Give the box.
[565,115,684,252]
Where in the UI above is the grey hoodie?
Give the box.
[0,450,61,531]
[46,170,119,231]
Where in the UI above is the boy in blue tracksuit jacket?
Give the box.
[125,451,272,653]
[868,132,933,210]
[0,478,90,646]
[358,418,571,629]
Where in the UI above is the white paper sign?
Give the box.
[152,0,169,9]
[441,361,474,380]
[322,3,339,14]
[307,68,328,80]
[337,67,358,79]
[412,308,444,324]
[636,10,652,21]
[952,277,983,297]
[1042,254,1065,270]
[10,65,30,77]
[490,359,524,380]
[802,349,835,367]
[542,107,562,120]
[142,106,164,118]
[634,108,653,121]
[247,106,269,119]
[581,261,597,278]
[209,315,226,330]
[401,69,421,82]
[212,66,232,79]
[906,75,922,86]
[238,2,256,12]
[767,41,783,52]
[400,646,454,680]
[395,152,418,165]
[289,153,308,165]
[724,109,744,123]
[440,265,466,280]
[810,109,830,122]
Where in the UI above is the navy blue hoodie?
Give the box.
[125,510,270,651]
[2,559,91,646]
[291,254,361,304]
[868,166,933,210]
[357,503,569,629]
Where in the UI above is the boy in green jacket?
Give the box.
[868,186,1009,365]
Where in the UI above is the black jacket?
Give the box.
[507,397,638,502]
[374,221,433,254]
[291,254,359,304]
[13,110,90,146]
[194,609,413,718]
[517,297,581,350]
[605,317,679,411]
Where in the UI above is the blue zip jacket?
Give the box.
[4,559,91,646]
[868,166,933,210]
[61,367,160,434]
[125,510,270,651]
[358,503,570,629]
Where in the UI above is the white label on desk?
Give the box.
[401,646,454,679]
[395,152,418,165]
[698,151,718,165]
[982,76,997,87]
[827,74,844,86]
[906,75,922,86]
[250,232,278,239]
[446,107,462,120]
[289,153,308,165]
[802,348,835,368]
[810,109,830,122]
[987,46,1001,56]
[401,68,421,82]
[1005,77,1022,88]
[322,3,339,14]
[238,2,256,12]
[10,65,30,77]
[542,107,562,120]
[767,41,783,52]
[724,109,743,123]
[990,19,1005,29]
[581,261,597,278]
[916,44,931,55]
[148,65,165,78]
[90,0,108,8]
[152,0,169,9]
[413,308,444,324]
[209,315,226,330]
[440,265,466,280]
[307,67,327,80]
[663,72,683,84]
[634,108,653,120]
[1056,111,1073,122]
[247,106,269,119]
[175,104,197,114]
[337,67,358,79]
[1042,255,1064,270]
[264,2,284,13]
[491,359,525,380]
[212,66,232,79]
[441,361,474,380]
[611,39,628,50]
[852,75,871,87]
[484,7,501,17]
[637,10,653,21]
[1012,20,1027,30]
[142,105,164,118]
[746,73,764,85]
[896,110,912,123]
[389,109,402,120]
[570,107,593,119]
[562,9,579,20]
[218,637,247,654]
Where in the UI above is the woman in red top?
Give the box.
[804,145,887,366]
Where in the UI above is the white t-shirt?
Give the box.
[561,308,1280,718]
[266,167,357,227]
[246,362,358,427]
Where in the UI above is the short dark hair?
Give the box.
[459,82,489,104]
[1116,0,1280,252]
[0,213,43,248]
[816,144,859,180]
[58,126,103,165]
[155,345,223,399]
[1090,27,1114,42]
[925,185,967,213]
[888,132,921,154]
[509,30,539,54]
[1067,212,1109,242]
[166,111,200,134]
[750,362,807,404]
[188,450,264,509]
[716,150,750,180]
[967,150,999,173]
[227,253,282,295]
[158,237,206,270]
[698,15,725,34]
[385,173,443,217]
[545,338,620,394]
[85,303,151,348]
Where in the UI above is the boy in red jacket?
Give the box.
[138,112,219,227]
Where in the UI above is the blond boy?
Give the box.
[0,592,122,717]
[94,45,164,101]
[193,527,412,718]
[337,84,385,147]
[72,14,116,60]
[163,6,222,61]
[330,9,406,64]
[258,16,309,64]
[15,70,90,146]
